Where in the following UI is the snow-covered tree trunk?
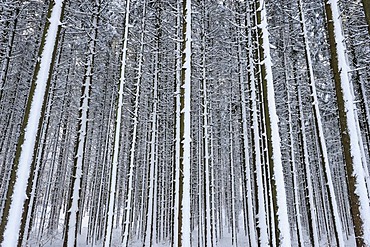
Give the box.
[197,106,204,247]
[199,2,213,246]
[121,9,143,247]
[209,113,217,247]
[63,1,100,246]
[172,0,182,245]
[252,3,275,244]
[104,0,131,245]
[177,0,192,245]
[236,2,257,245]
[325,0,370,245]
[228,110,238,247]
[0,0,65,245]
[144,1,160,245]
[247,2,269,244]
[22,77,58,245]
[22,27,68,242]
[255,0,291,245]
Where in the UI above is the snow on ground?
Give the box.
[29,211,356,246]
[33,212,249,247]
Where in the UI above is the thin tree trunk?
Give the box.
[145,1,161,245]
[121,12,143,247]
[228,110,238,247]
[199,3,213,246]
[104,0,131,245]
[63,2,99,245]
[255,0,291,245]
[171,1,182,246]
[177,0,192,245]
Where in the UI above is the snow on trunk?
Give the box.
[247,5,268,245]
[22,83,55,245]
[239,37,257,247]
[104,0,131,245]
[145,3,159,245]
[298,0,343,245]
[200,6,213,245]
[327,0,370,245]
[202,64,212,247]
[172,1,182,245]
[120,0,147,244]
[178,0,192,245]
[63,2,99,246]
[209,116,217,247]
[229,119,238,247]
[297,86,319,247]
[122,29,141,247]
[251,68,269,246]
[0,1,64,245]
[257,0,291,245]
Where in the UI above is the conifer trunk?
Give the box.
[177,0,192,245]
[325,0,370,245]
[0,1,65,245]
[255,0,291,245]
[104,0,131,245]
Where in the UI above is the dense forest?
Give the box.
[0,0,369,246]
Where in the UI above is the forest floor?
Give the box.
[32,212,356,246]
[33,212,249,247]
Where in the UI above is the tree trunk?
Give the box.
[255,0,291,245]
[325,0,370,245]
[63,1,100,245]
[0,0,65,245]
[104,0,131,245]
[177,0,192,245]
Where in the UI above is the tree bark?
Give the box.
[325,0,370,245]
[0,1,65,245]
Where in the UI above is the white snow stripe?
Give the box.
[180,0,192,245]
[328,0,370,244]
[2,0,64,246]
[258,1,292,245]
[105,0,131,246]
